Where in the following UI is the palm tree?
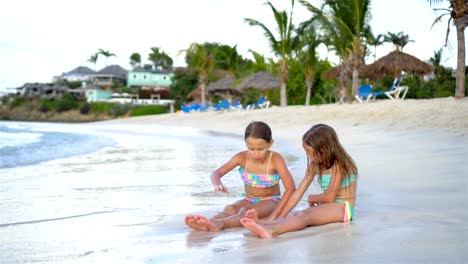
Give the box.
[428,0,466,98]
[384,31,414,51]
[367,33,385,62]
[98,49,116,66]
[148,47,173,70]
[248,49,277,73]
[429,48,445,79]
[129,53,141,68]
[295,23,321,106]
[214,44,240,76]
[183,42,215,105]
[300,0,372,102]
[245,0,298,107]
[87,53,99,70]
[248,50,268,72]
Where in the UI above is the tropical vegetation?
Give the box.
[2,0,466,122]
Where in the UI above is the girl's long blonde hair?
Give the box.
[302,124,358,179]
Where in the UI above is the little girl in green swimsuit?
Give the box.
[240,123,358,238]
[185,121,296,232]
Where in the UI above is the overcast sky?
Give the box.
[0,0,461,91]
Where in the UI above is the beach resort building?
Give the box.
[53,66,95,83]
[127,66,173,92]
[88,65,128,88]
[17,83,88,100]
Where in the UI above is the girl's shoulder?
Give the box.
[270,151,286,164]
[270,150,285,159]
[232,151,248,162]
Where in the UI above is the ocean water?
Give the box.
[0,120,302,263]
[0,122,116,168]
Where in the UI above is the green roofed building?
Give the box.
[127,66,173,91]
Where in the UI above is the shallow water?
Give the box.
[0,121,302,263]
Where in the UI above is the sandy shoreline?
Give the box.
[101,97,468,150]
[94,97,467,263]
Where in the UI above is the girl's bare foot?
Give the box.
[185,215,209,231]
[240,217,273,239]
[244,209,258,220]
[196,215,223,232]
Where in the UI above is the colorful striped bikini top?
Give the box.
[320,174,357,190]
[238,151,280,188]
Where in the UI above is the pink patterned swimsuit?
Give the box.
[238,152,281,203]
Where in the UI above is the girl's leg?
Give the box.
[241,203,345,238]
[187,199,277,231]
[214,199,277,229]
[185,199,251,231]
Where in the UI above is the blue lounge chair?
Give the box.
[384,77,408,100]
[213,99,231,111]
[200,103,210,111]
[181,105,191,113]
[355,77,408,103]
[246,96,271,110]
[355,84,384,103]
[230,100,243,111]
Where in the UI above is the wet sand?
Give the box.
[98,97,468,263]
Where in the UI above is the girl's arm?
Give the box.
[264,153,296,220]
[307,163,343,204]
[210,151,243,193]
[276,167,316,218]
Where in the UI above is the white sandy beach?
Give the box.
[96,97,467,263]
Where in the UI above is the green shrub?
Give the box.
[40,99,57,111]
[9,97,27,108]
[89,102,133,117]
[110,104,133,117]
[80,103,91,115]
[90,102,116,114]
[39,105,49,113]
[56,93,79,112]
[130,105,166,117]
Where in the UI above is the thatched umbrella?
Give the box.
[323,63,377,80]
[362,50,433,78]
[322,65,349,80]
[186,87,205,101]
[236,71,280,92]
[206,76,241,100]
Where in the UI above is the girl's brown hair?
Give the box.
[302,124,357,178]
[245,121,272,142]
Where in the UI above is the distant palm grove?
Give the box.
[1,0,466,121]
[168,0,466,108]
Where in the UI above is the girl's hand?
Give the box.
[307,195,319,207]
[214,184,229,194]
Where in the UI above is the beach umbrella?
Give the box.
[206,76,241,99]
[186,87,203,101]
[362,50,433,78]
[323,64,376,80]
[236,71,280,92]
[322,64,350,80]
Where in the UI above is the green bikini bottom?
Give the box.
[334,199,354,222]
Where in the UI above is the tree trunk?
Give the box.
[279,60,288,107]
[352,68,360,101]
[280,81,287,107]
[338,61,351,103]
[454,17,466,98]
[338,71,349,103]
[199,73,207,106]
[305,75,313,106]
